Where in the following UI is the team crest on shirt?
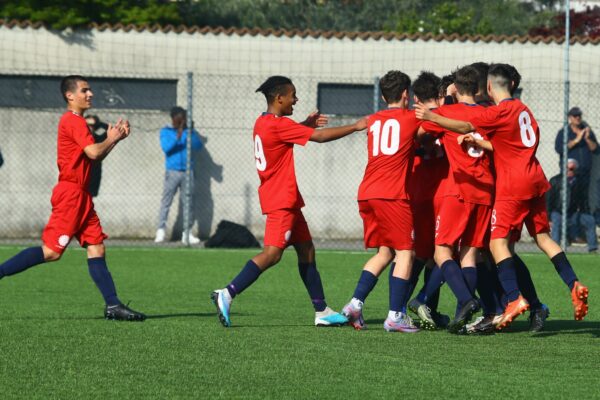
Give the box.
[58,235,70,248]
[284,230,292,242]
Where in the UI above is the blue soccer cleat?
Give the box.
[211,289,232,327]
[315,307,348,327]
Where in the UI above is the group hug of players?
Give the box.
[211,62,590,335]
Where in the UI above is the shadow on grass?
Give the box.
[148,312,217,319]
[495,320,599,338]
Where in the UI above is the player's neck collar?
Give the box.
[262,112,276,116]
[499,97,514,103]
[460,102,478,107]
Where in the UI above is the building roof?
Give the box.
[2,19,599,45]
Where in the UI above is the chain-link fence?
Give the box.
[1,72,600,251]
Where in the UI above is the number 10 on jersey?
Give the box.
[370,119,400,156]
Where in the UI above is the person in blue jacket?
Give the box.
[155,106,203,244]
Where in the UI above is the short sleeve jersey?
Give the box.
[253,113,314,214]
[57,111,95,189]
[469,99,551,200]
[358,108,420,201]
[421,103,495,205]
[408,139,450,202]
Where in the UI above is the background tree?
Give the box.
[530,6,600,39]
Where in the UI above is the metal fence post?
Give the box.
[561,0,570,250]
[183,71,193,246]
[373,76,380,113]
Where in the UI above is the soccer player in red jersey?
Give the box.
[415,65,496,333]
[0,75,145,321]
[339,70,421,332]
[211,76,367,327]
[404,71,451,330]
[416,64,589,329]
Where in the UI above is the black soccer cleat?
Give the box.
[104,303,146,321]
[528,304,550,332]
[459,315,497,335]
[448,298,481,334]
[431,310,451,329]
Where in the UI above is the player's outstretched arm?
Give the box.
[309,116,368,143]
[84,119,129,160]
[414,102,473,134]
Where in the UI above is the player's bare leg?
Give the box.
[343,247,394,330]
[533,232,588,320]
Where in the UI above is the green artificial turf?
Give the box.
[0,246,597,399]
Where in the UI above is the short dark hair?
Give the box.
[412,71,441,103]
[256,76,293,103]
[488,63,519,93]
[379,70,411,104]
[453,66,479,96]
[170,106,186,118]
[438,74,454,98]
[60,75,87,102]
[470,62,490,95]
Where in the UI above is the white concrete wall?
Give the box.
[1,25,599,240]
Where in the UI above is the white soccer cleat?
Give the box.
[315,307,348,327]
[341,299,366,330]
[384,312,420,333]
[154,228,166,243]
[182,231,201,245]
[211,289,232,327]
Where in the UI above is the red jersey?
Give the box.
[358,108,420,201]
[253,113,314,214]
[57,111,95,189]
[422,103,495,205]
[469,98,550,200]
[408,138,450,202]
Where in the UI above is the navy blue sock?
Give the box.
[441,260,473,305]
[423,267,441,312]
[388,262,396,307]
[513,254,542,310]
[352,270,378,302]
[497,257,520,302]
[227,260,262,299]
[389,275,410,313]
[476,261,504,315]
[407,258,426,300]
[550,252,578,290]
[419,265,444,303]
[298,262,327,312]
[87,257,120,306]
[461,266,477,296]
[0,247,45,279]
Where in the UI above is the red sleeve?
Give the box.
[277,117,314,146]
[469,106,502,132]
[421,120,445,137]
[70,117,95,150]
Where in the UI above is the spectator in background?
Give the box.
[547,158,598,253]
[555,107,598,184]
[85,115,108,197]
[155,106,203,245]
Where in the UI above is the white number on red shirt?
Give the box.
[519,111,536,148]
[370,119,400,156]
[467,132,484,158]
[254,135,267,171]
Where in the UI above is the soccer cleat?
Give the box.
[571,281,589,321]
[431,310,451,329]
[315,307,348,327]
[384,312,420,333]
[528,304,550,332]
[104,303,146,321]
[154,228,166,243]
[408,298,436,330]
[182,231,201,245]
[447,298,481,334]
[460,315,497,335]
[495,295,529,331]
[211,289,232,327]
[341,301,366,330]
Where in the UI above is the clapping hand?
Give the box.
[304,110,329,128]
